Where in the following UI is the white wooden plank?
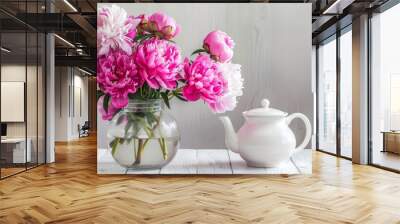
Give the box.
[264,160,298,175]
[126,168,160,174]
[97,148,113,163]
[97,148,127,174]
[97,148,309,175]
[291,149,312,174]
[196,149,232,174]
[228,151,268,174]
[160,149,198,174]
[97,163,127,174]
[228,151,299,174]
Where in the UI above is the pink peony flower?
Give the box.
[97,5,140,57]
[134,38,182,90]
[148,12,181,40]
[97,95,118,121]
[203,30,235,63]
[182,54,227,108]
[97,50,142,109]
[208,63,243,113]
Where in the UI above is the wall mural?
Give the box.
[97,3,313,175]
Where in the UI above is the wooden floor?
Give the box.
[0,167,26,178]
[1,135,400,223]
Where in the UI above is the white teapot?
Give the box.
[219,99,311,168]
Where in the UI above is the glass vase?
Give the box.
[107,99,180,169]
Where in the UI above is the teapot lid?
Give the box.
[243,99,287,117]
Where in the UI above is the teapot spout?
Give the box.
[219,116,239,153]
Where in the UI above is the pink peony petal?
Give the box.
[134,38,182,90]
[111,95,129,109]
[182,54,227,106]
[97,49,142,110]
[183,85,201,101]
[203,30,234,63]
[97,95,118,121]
[147,12,180,40]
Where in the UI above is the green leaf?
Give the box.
[103,95,110,113]
[131,123,139,137]
[126,138,133,144]
[143,126,153,139]
[161,92,170,109]
[134,33,154,42]
[111,109,121,120]
[145,112,158,127]
[175,94,187,102]
[172,91,187,102]
[116,115,126,125]
[97,90,105,100]
[109,138,120,156]
[191,48,207,56]
[124,121,133,138]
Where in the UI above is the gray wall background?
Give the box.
[98,3,313,149]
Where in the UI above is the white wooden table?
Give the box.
[97,148,312,175]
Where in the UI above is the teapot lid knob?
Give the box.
[261,99,270,108]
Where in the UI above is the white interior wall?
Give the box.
[54,67,89,141]
[71,73,89,138]
[55,66,69,141]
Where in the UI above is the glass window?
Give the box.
[340,29,352,158]
[371,3,400,171]
[318,37,337,154]
[0,1,46,179]
[1,31,28,178]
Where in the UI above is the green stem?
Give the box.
[130,110,167,165]
[134,139,138,159]
[158,137,168,160]
[132,118,160,164]
[162,138,168,160]
[134,139,144,165]
[142,126,153,148]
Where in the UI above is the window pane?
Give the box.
[1,31,28,177]
[318,37,337,154]
[371,4,400,171]
[340,29,352,158]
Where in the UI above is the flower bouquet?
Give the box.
[97,5,244,169]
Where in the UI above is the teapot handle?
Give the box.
[286,113,312,155]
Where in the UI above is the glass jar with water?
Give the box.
[107,99,180,169]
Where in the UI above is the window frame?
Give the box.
[315,24,353,160]
[367,1,400,173]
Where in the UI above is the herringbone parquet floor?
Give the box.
[1,134,400,224]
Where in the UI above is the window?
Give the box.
[0,1,47,179]
[340,29,352,158]
[316,27,353,159]
[318,36,337,154]
[370,3,400,171]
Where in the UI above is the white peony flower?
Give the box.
[97,5,140,57]
[211,63,244,113]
